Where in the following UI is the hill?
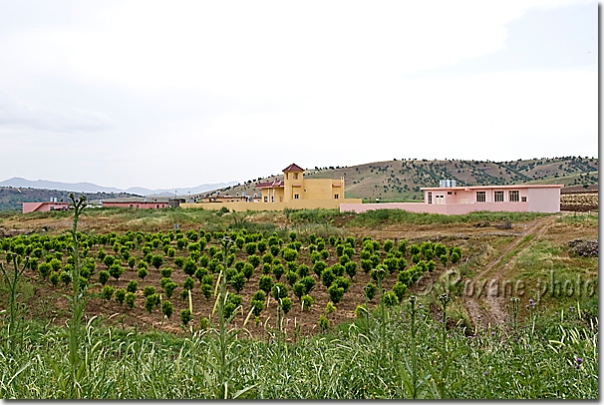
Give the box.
[197,156,598,202]
[0,177,237,197]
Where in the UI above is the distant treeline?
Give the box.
[0,187,139,212]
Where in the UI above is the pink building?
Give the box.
[102,201,169,209]
[22,202,70,213]
[340,184,563,215]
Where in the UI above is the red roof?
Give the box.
[256,180,285,189]
[282,163,305,173]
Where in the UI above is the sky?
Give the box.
[0,0,598,190]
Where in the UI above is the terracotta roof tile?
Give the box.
[256,180,285,189]
[282,163,305,173]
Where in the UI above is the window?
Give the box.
[293,173,298,180]
[447,191,452,195]
[264,196,268,202]
[494,191,504,202]
[334,194,339,199]
[130,204,133,208]
[476,191,486,202]
[294,194,299,200]
[156,204,160,208]
[509,190,519,202]
[428,192,433,204]
[521,196,527,202]
[271,196,274,202]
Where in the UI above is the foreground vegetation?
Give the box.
[0,200,598,399]
[0,298,597,399]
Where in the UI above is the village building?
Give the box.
[101,197,170,209]
[256,163,344,203]
[199,195,260,203]
[182,163,362,212]
[22,201,70,213]
[340,182,563,215]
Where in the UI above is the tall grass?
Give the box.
[346,209,549,228]
[0,254,29,336]
[66,194,88,398]
[283,208,342,224]
[0,299,596,399]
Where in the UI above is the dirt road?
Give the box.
[462,216,557,328]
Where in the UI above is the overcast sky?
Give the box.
[0,0,597,190]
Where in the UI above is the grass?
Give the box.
[0,299,597,399]
[556,212,598,227]
[345,209,550,228]
[480,234,535,279]
[5,207,230,234]
[507,238,598,320]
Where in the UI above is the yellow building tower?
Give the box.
[282,163,305,203]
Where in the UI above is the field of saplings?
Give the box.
[0,202,597,399]
[0,224,462,335]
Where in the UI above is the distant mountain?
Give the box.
[202,156,598,202]
[0,178,238,197]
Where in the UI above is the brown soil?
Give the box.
[5,211,596,340]
[15,238,412,341]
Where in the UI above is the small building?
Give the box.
[200,195,259,203]
[22,201,70,213]
[168,198,186,208]
[340,184,563,215]
[102,198,170,209]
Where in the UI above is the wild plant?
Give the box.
[0,252,29,336]
[66,193,91,398]
[206,236,255,398]
[409,296,418,398]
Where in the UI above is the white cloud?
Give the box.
[0,93,115,132]
[0,0,596,189]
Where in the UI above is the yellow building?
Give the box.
[182,163,362,212]
[257,163,344,203]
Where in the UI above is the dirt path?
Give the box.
[463,216,557,328]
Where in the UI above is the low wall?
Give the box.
[22,202,70,213]
[103,202,170,209]
[528,188,560,213]
[340,201,531,215]
[182,198,363,212]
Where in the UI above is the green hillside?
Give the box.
[200,156,598,202]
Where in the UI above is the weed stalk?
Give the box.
[217,236,234,398]
[409,295,417,399]
[67,193,88,398]
[0,253,29,337]
[439,293,450,352]
[510,297,519,333]
[374,266,387,341]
